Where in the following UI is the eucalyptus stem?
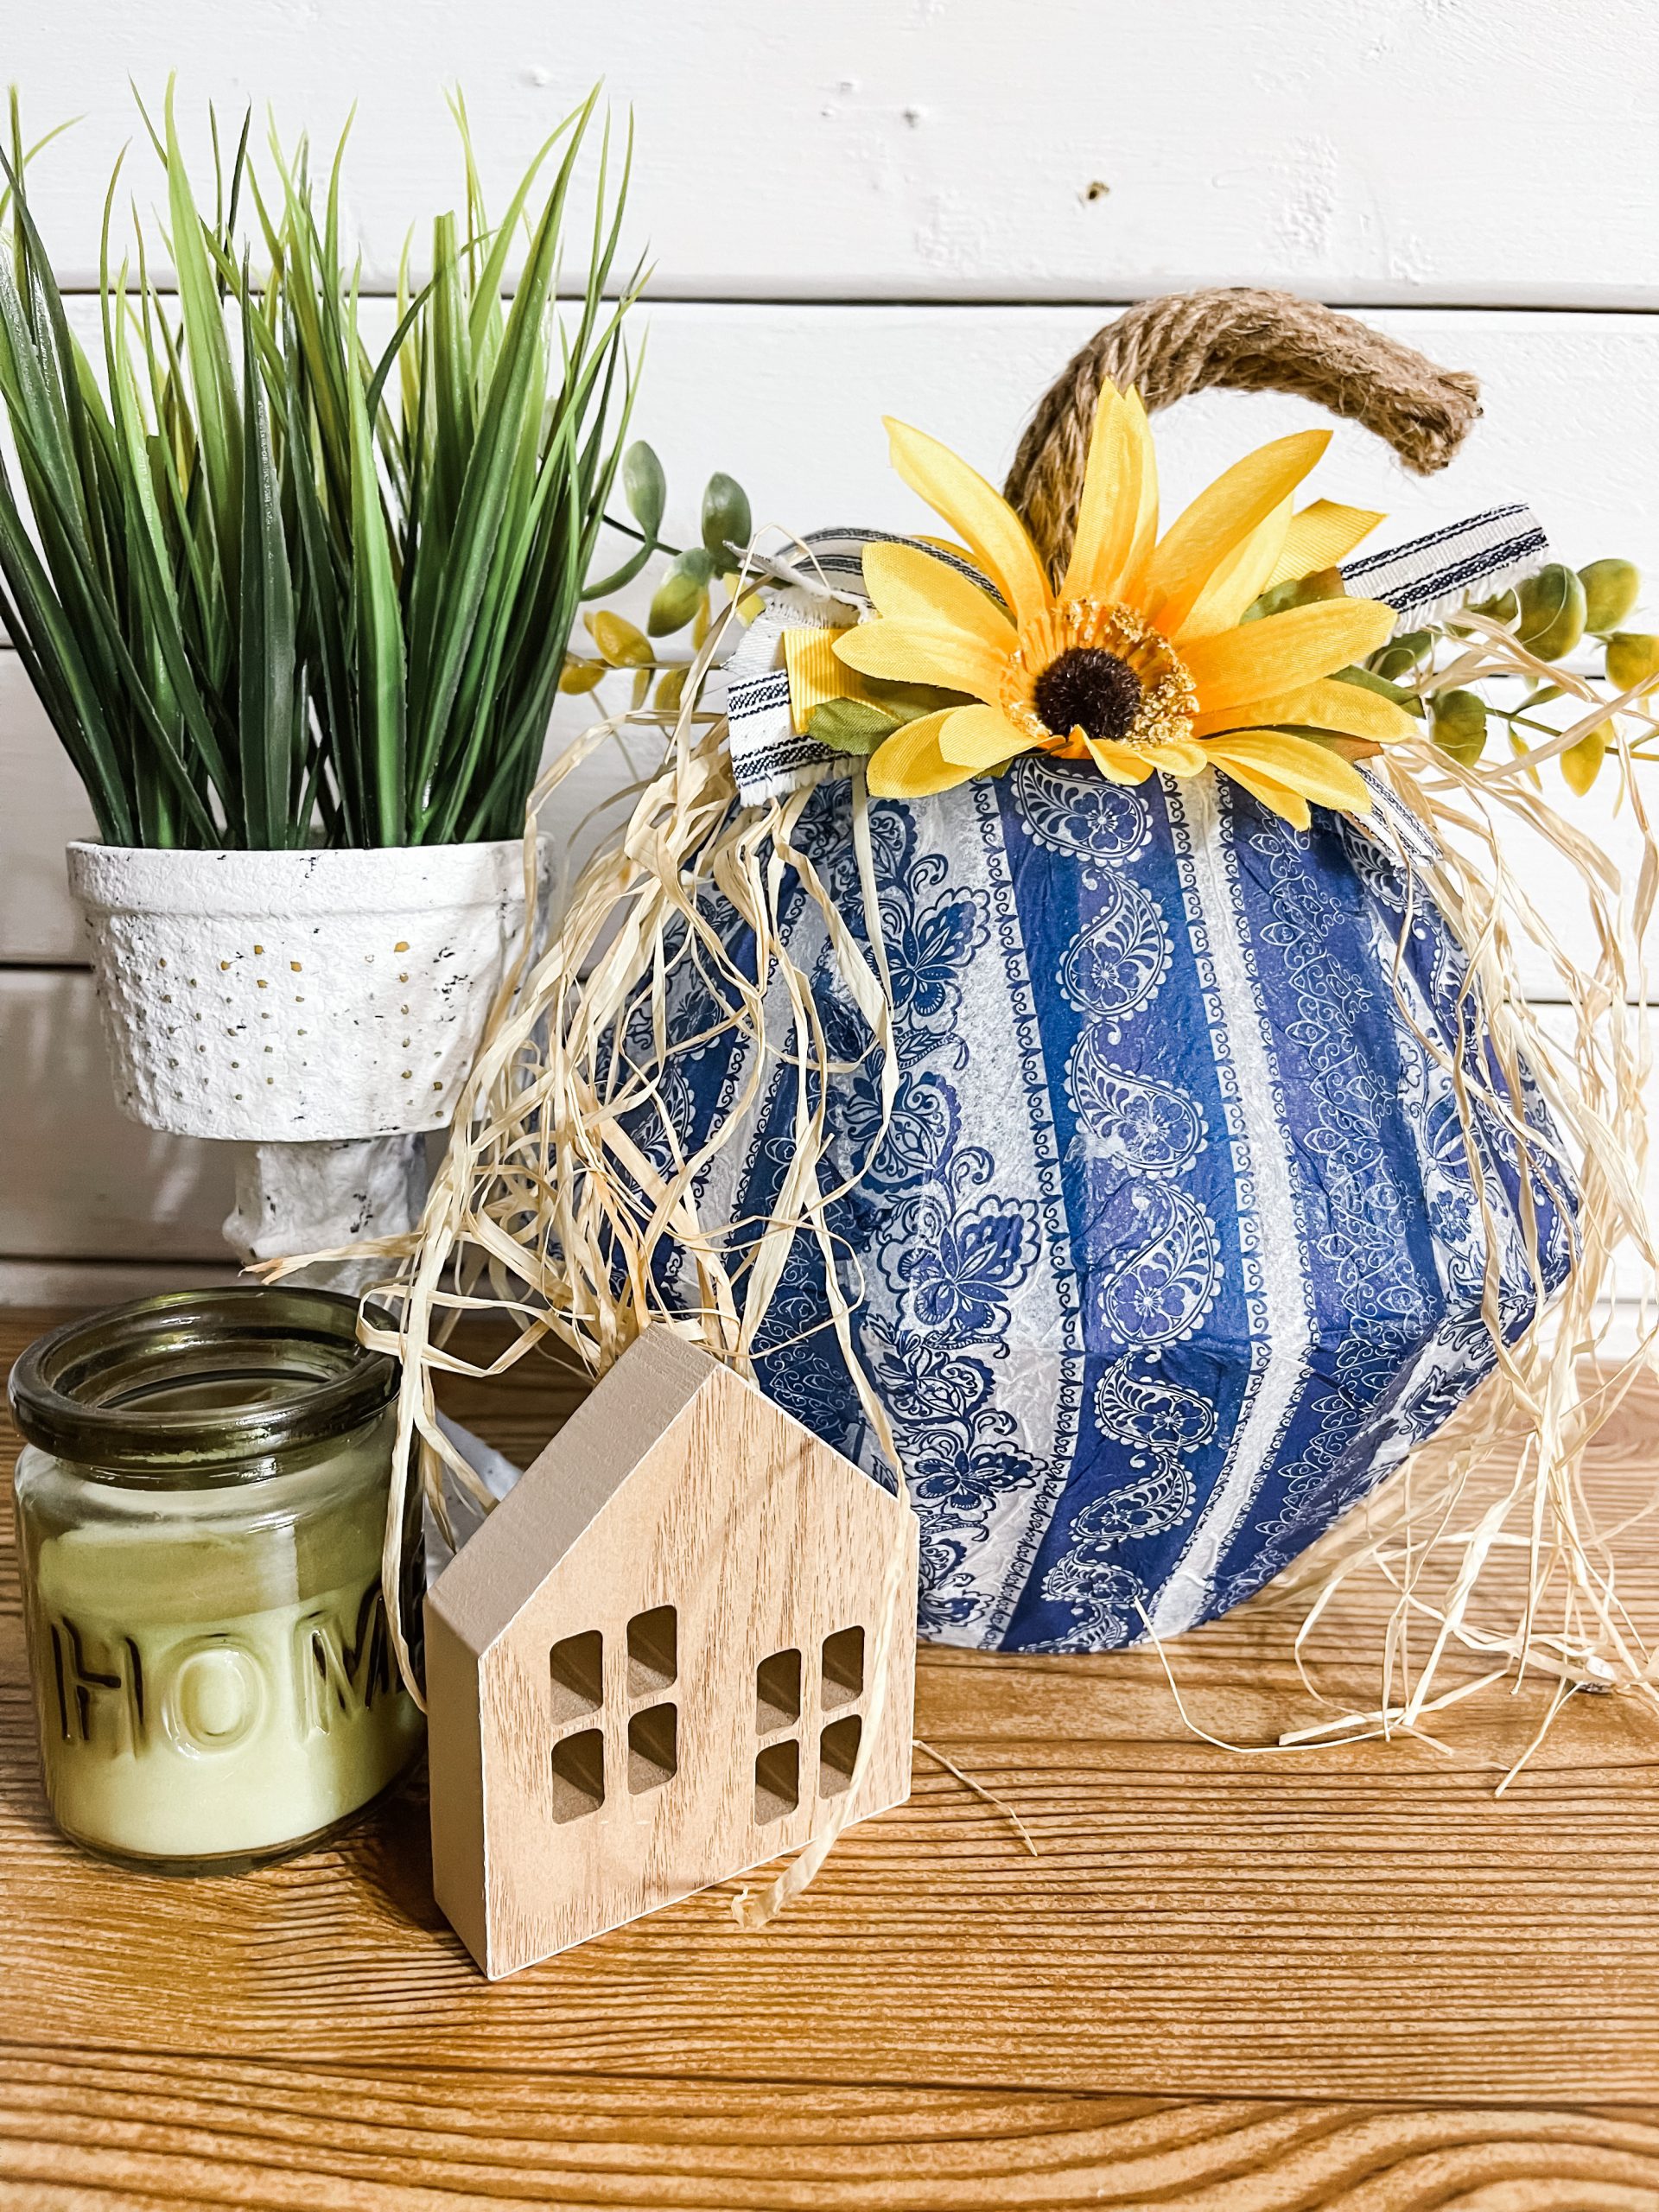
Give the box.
[597,511,683,556]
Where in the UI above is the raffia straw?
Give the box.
[911,1738,1040,1858]
[1238,620,1659,1772]
[275,574,1659,1897]
[272,593,906,1709]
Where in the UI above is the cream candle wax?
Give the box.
[10,1290,423,1873]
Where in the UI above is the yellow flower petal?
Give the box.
[1263,499,1384,589]
[865,710,970,798]
[1200,729,1374,814]
[1181,597,1396,715]
[1147,739,1211,778]
[1145,429,1332,637]
[1193,674,1415,744]
[784,626,881,734]
[834,616,1005,702]
[1063,381,1135,601]
[938,702,1036,770]
[884,417,1050,628]
[1118,387,1160,597]
[1064,381,1164,604]
[861,541,1016,653]
[1176,497,1293,641]
[1082,738,1209,780]
[1081,737,1155,784]
[1212,759,1313,829]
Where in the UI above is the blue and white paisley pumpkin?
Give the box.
[615,760,1573,1652]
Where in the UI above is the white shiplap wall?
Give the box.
[5,1,1658,1300]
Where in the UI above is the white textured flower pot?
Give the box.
[67,840,540,1143]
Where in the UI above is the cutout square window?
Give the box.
[628,1702,678,1795]
[819,1714,862,1798]
[550,1728,605,1823]
[627,1605,677,1697]
[755,1648,802,1734]
[549,1630,602,1723]
[821,1625,865,1709]
[753,1738,799,1823]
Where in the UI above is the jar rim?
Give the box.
[8,1287,399,1480]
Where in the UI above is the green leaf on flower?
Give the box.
[807,698,902,755]
[1332,664,1423,715]
[1241,566,1344,624]
[857,676,967,719]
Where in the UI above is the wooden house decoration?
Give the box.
[424,1330,919,1979]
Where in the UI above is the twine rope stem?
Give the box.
[1003,286,1481,575]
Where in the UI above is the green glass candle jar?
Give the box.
[10,1287,424,1874]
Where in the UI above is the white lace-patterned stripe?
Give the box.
[866,787,1078,1645]
[1148,776,1314,1638]
[683,891,832,1283]
[967,778,1086,1641]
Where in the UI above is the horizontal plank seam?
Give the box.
[22,286,1659,314]
[0,2044,1656,2116]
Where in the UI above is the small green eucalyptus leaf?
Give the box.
[654,664,689,715]
[559,654,607,695]
[808,698,901,755]
[1580,558,1639,634]
[647,546,717,636]
[622,440,666,538]
[1467,586,1519,625]
[1606,632,1659,690]
[1561,720,1611,797]
[1516,563,1586,661]
[584,609,652,668]
[1432,687,1488,766]
[1367,628,1432,680]
[1334,664,1424,715]
[1241,566,1345,624]
[859,675,969,722]
[700,471,753,567]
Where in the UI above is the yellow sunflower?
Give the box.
[832,385,1414,828]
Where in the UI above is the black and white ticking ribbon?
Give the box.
[724,531,902,805]
[1342,504,1547,632]
[725,511,1548,814]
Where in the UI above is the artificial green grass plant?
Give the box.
[0,86,641,849]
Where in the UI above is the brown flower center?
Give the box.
[1002,600,1199,760]
[1032,647,1143,746]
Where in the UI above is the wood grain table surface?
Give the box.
[4,1305,1659,2209]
